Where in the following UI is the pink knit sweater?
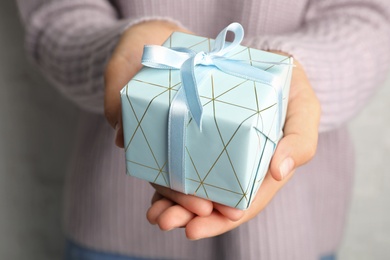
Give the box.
[16,0,390,259]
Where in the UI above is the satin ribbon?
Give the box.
[142,23,285,193]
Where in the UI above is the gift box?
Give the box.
[120,23,293,209]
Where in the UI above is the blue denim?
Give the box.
[65,238,336,260]
[320,254,336,260]
[64,239,154,260]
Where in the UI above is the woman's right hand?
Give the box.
[104,20,216,220]
[104,20,191,147]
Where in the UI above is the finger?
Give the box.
[104,55,135,129]
[104,55,137,148]
[146,198,175,225]
[186,171,295,240]
[270,66,321,181]
[185,211,234,240]
[151,191,164,204]
[156,205,195,231]
[151,184,213,217]
[114,116,124,148]
[212,203,244,222]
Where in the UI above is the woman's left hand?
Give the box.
[147,53,321,240]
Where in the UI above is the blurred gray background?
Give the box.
[1,1,389,259]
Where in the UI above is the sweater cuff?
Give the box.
[24,0,185,113]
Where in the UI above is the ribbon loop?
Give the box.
[212,22,244,55]
[142,45,194,69]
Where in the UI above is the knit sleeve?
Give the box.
[244,0,390,132]
[15,0,178,113]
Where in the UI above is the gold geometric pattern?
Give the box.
[120,32,293,209]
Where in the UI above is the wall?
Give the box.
[0,1,78,259]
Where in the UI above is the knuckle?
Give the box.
[103,107,115,127]
[185,229,198,240]
[146,210,154,223]
[305,140,318,161]
[158,218,173,231]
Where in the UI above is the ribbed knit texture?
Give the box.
[16,0,390,259]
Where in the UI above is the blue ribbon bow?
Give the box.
[142,23,285,193]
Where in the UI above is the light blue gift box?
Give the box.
[120,27,293,209]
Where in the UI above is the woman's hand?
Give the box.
[148,169,294,239]
[103,21,217,221]
[104,20,190,147]
[147,54,321,239]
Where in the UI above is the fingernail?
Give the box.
[114,122,123,148]
[114,123,119,139]
[279,157,294,179]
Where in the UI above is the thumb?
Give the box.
[269,61,321,181]
[269,132,317,181]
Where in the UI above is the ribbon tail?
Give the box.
[168,88,188,193]
[181,58,204,130]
